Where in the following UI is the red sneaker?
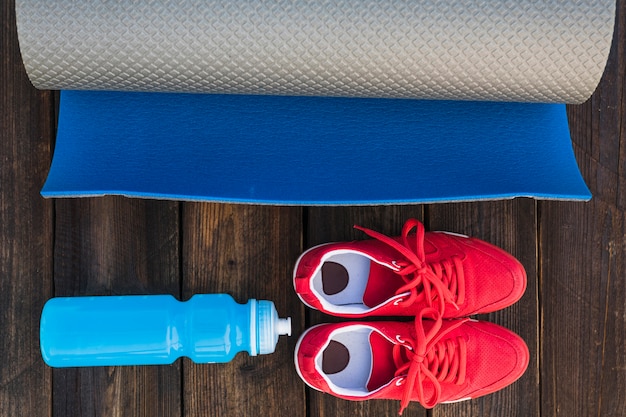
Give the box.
[294,308,529,414]
[293,218,526,318]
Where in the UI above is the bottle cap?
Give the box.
[256,300,292,355]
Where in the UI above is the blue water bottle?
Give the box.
[40,294,292,367]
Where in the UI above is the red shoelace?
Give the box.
[392,308,468,414]
[354,218,465,315]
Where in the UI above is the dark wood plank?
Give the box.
[52,197,182,417]
[427,199,540,417]
[540,0,626,414]
[181,203,304,417]
[0,0,54,416]
[305,206,427,417]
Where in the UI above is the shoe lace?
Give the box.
[355,218,464,315]
[392,308,468,414]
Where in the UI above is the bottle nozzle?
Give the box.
[277,317,292,337]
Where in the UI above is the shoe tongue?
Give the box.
[362,261,403,308]
[366,331,397,391]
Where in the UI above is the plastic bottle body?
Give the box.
[40,294,290,367]
[186,294,253,363]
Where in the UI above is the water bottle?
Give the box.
[40,294,292,367]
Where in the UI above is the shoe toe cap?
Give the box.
[460,321,530,400]
[459,238,527,314]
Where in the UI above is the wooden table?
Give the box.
[2,1,625,416]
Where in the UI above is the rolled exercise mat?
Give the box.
[16,0,615,204]
[16,0,615,101]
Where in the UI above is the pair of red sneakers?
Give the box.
[293,219,529,414]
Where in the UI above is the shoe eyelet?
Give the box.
[393,298,403,306]
[395,378,405,386]
[391,260,402,270]
[395,335,412,350]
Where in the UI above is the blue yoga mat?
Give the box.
[41,91,590,205]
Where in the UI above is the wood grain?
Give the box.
[181,203,304,417]
[540,1,626,414]
[0,1,54,416]
[52,198,182,417]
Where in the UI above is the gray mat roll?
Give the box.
[16,0,615,103]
